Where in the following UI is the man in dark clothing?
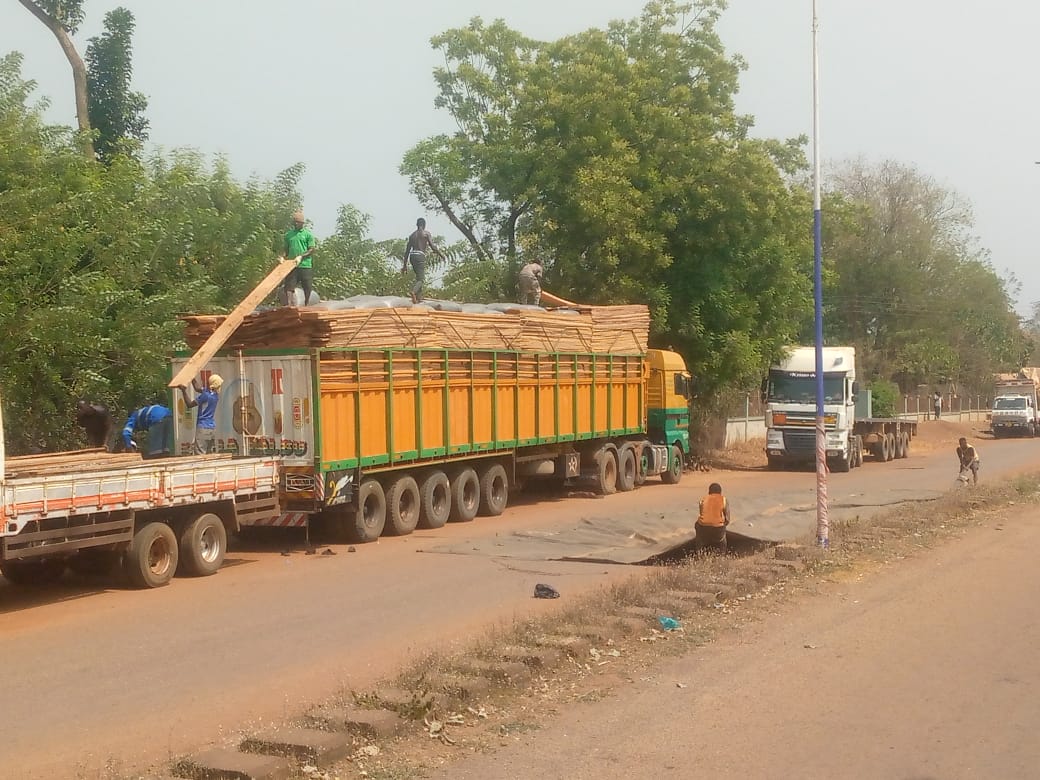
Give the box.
[76,400,114,449]
[402,217,445,303]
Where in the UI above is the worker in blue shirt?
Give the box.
[121,403,172,459]
[179,374,223,454]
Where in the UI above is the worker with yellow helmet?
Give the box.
[179,373,224,454]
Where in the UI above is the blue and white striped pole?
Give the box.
[812,0,829,548]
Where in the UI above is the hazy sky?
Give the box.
[3,1,1038,312]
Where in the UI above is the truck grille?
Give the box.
[783,430,817,454]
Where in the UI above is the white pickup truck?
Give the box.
[0,404,280,588]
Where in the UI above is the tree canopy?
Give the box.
[403,0,814,399]
[86,7,149,161]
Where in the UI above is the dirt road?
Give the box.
[429,491,1040,779]
[0,424,1034,777]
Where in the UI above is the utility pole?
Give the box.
[812,0,829,548]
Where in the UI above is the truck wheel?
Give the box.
[385,475,421,536]
[634,445,649,486]
[124,522,178,589]
[419,471,451,529]
[661,445,683,484]
[879,434,891,462]
[855,439,864,467]
[478,464,509,517]
[616,446,637,492]
[899,432,910,459]
[595,449,618,495]
[0,558,66,586]
[832,454,851,473]
[178,512,227,577]
[351,479,387,542]
[893,433,904,459]
[449,468,480,523]
[889,433,898,461]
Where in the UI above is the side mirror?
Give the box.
[852,381,860,395]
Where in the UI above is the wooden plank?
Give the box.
[540,289,580,308]
[168,257,300,388]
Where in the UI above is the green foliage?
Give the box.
[405,1,812,399]
[86,7,148,162]
[821,160,1028,393]
[867,379,899,419]
[30,0,85,33]
[0,54,300,452]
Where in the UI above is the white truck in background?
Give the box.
[990,377,1039,438]
[763,346,917,472]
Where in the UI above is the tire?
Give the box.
[0,557,66,586]
[893,432,904,459]
[178,512,227,577]
[634,445,649,486]
[832,453,851,473]
[385,475,421,536]
[418,471,451,529]
[595,449,618,495]
[477,463,509,517]
[124,522,178,589]
[888,433,898,461]
[350,478,387,542]
[880,434,891,462]
[449,467,480,523]
[661,444,683,484]
[616,446,637,492]
[899,432,910,459]
[855,439,864,467]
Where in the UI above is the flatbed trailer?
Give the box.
[852,418,918,463]
[0,445,280,588]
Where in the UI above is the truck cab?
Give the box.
[991,379,1038,438]
[764,346,857,471]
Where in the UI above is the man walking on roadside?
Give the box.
[402,217,445,303]
[179,374,223,454]
[932,391,942,421]
[282,210,317,307]
[956,437,980,485]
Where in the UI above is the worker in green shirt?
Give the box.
[282,210,317,306]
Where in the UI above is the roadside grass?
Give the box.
[328,473,1040,779]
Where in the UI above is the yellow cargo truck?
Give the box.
[171,334,691,543]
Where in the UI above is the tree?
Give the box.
[405,1,813,400]
[0,55,301,452]
[85,7,148,161]
[14,0,93,158]
[822,159,1028,392]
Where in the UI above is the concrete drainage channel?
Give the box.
[142,541,812,780]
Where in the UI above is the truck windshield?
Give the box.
[994,397,1028,410]
[767,372,845,404]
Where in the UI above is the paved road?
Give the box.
[430,489,1040,779]
[1,425,1036,777]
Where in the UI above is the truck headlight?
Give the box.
[766,430,784,447]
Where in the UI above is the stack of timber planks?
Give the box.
[179,304,650,356]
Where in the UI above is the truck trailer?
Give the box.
[0,433,280,588]
[171,305,692,542]
[764,346,916,471]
